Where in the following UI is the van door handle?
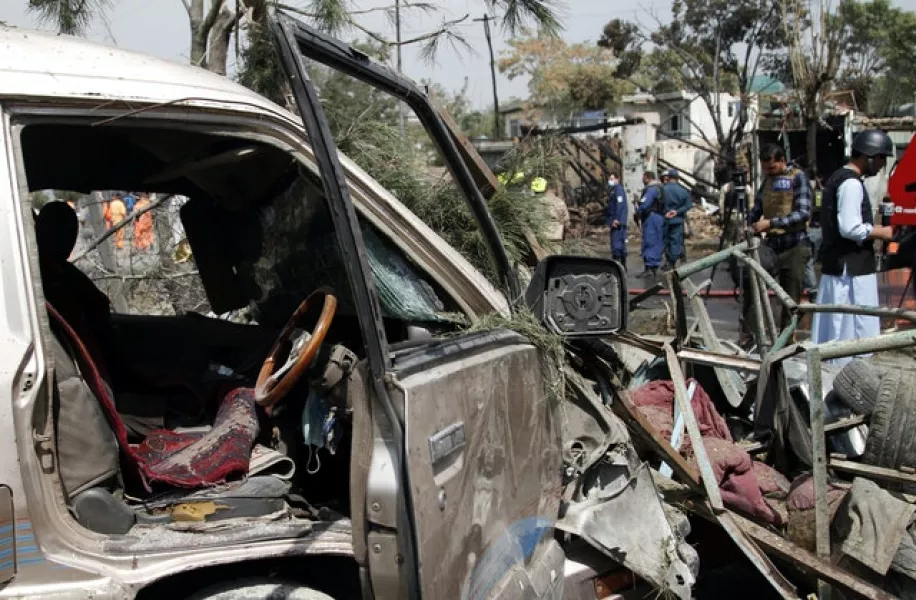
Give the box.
[428,422,466,466]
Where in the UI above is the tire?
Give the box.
[832,359,883,416]
[863,371,916,480]
[187,579,335,600]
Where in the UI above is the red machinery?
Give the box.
[888,132,916,226]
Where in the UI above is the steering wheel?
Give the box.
[254,288,337,408]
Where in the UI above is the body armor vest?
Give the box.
[761,168,805,235]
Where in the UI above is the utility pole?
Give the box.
[474,14,501,140]
[396,0,405,139]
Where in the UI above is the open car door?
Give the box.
[269,12,566,599]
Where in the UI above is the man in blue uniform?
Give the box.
[637,170,665,277]
[607,173,628,269]
[662,169,691,268]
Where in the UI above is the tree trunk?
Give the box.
[206,4,237,76]
[189,0,207,68]
[806,118,818,177]
[805,94,819,176]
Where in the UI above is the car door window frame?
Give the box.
[270,16,423,598]
[270,13,520,302]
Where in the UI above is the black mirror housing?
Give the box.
[524,255,627,338]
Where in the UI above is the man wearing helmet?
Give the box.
[811,129,895,362]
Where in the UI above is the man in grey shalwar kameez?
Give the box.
[812,130,895,364]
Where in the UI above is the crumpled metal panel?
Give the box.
[557,462,695,599]
[562,368,635,475]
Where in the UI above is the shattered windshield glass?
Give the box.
[235,171,453,325]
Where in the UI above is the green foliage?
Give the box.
[835,0,916,115]
[484,0,563,37]
[499,35,633,113]
[610,0,789,153]
[238,22,289,107]
[333,115,550,283]
[27,0,111,36]
[304,0,353,34]
[311,40,400,137]
[422,78,495,138]
[597,19,641,79]
[630,48,691,94]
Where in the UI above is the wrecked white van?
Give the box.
[0,14,693,600]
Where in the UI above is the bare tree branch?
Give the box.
[350,13,470,47]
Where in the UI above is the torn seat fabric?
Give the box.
[47,303,258,492]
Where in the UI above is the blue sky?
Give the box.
[2,0,915,109]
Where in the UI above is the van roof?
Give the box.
[0,26,292,122]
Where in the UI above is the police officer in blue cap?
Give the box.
[606,173,628,269]
[636,170,665,277]
[662,169,691,268]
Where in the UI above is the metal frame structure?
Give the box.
[615,234,916,599]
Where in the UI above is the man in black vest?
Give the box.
[811,129,895,364]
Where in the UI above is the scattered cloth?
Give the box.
[892,523,916,582]
[629,379,732,450]
[785,473,849,552]
[629,380,785,526]
[691,437,785,526]
[833,477,916,575]
[754,461,791,496]
[787,473,847,512]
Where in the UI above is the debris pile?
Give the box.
[599,237,916,599]
[685,205,721,243]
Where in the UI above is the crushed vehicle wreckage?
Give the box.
[0,14,701,600]
[2,12,915,600]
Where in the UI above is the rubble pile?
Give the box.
[603,238,916,599]
[685,205,721,243]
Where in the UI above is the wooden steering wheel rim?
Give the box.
[254,288,337,407]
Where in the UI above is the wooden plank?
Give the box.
[610,389,705,496]
[664,343,725,511]
[731,513,895,600]
[717,513,798,599]
[829,458,916,486]
[432,96,499,200]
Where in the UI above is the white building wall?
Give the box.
[621,123,657,227]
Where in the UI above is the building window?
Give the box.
[667,113,684,138]
[509,119,521,138]
[728,101,740,118]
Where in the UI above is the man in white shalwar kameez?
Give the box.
[812,129,895,365]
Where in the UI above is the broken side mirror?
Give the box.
[525,255,627,338]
